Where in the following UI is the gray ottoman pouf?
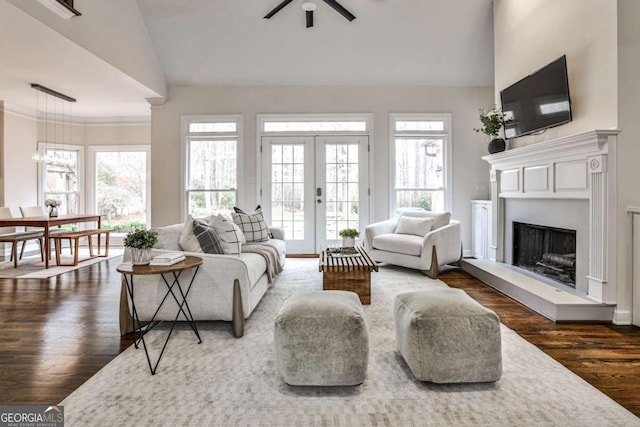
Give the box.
[274,290,369,386]
[394,288,502,383]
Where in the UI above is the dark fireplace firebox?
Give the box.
[512,222,577,288]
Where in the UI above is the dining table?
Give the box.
[0,214,102,268]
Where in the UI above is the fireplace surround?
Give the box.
[483,130,619,307]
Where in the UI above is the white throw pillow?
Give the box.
[394,216,434,237]
[430,212,452,230]
[210,214,245,254]
[178,214,203,253]
[152,223,184,251]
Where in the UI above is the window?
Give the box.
[88,146,150,234]
[184,116,241,217]
[390,114,451,215]
[39,143,84,215]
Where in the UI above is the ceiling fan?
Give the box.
[264,0,356,28]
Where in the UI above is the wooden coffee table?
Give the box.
[319,246,378,304]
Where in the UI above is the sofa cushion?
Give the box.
[152,223,183,251]
[193,219,224,254]
[179,214,203,253]
[430,212,452,230]
[395,216,434,237]
[372,233,424,256]
[210,214,244,254]
[232,206,269,243]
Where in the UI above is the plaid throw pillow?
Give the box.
[232,205,269,243]
[192,219,224,254]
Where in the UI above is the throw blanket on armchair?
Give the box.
[241,243,283,283]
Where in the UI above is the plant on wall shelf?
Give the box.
[474,106,507,154]
[473,106,505,137]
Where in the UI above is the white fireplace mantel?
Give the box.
[482,129,619,304]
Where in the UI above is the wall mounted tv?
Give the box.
[500,55,572,139]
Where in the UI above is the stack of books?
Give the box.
[149,252,186,266]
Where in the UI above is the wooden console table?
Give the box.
[319,246,378,304]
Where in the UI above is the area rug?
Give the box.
[60,259,639,426]
[0,248,124,279]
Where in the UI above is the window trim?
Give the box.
[388,113,452,216]
[37,142,85,215]
[181,115,243,220]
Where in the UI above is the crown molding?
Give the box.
[36,0,81,19]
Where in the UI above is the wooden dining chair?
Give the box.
[19,206,73,260]
[0,207,45,268]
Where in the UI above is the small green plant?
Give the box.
[339,228,360,239]
[123,229,158,249]
[473,106,505,137]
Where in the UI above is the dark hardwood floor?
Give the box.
[0,259,639,418]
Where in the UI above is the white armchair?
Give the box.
[363,210,462,279]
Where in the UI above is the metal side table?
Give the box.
[117,256,203,375]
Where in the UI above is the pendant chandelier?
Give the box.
[31,84,76,163]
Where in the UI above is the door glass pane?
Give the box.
[44,148,78,214]
[271,143,305,240]
[96,151,147,232]
[325,143,359,240]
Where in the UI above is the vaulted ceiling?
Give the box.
[0,0,494,119]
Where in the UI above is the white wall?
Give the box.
[494,0,618,148]
[617,0,640,323]
[7,0,166,99]
[150,85,494,252]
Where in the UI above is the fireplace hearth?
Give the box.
[513,222,577,288]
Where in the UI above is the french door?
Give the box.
[261,135,369,254]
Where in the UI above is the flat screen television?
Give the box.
[500,55,572,138]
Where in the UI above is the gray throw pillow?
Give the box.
[210,214,244,254]
[192,219,224,254]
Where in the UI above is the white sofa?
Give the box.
[363,210,461,279]
[119,224,285,338]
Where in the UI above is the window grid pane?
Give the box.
[264,121,366,132]
[271,143,305,240]
[44,148,79,215]
[395,120,445,132]
[325,143,359,240]
[187,137,237,217]
[189,122,237,133]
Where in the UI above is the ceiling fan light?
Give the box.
[302,1,317,12]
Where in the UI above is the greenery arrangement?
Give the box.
[44,199,60,207]
[473,106,505,137]
[338,228,360,239]
[123,229,158,249]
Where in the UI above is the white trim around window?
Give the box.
[388,113,453,217]
[181,114,243,220]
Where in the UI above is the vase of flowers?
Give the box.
[44,199,60,217]
[123,229,158,265]
[473,106,506,154]
[338,228,360,248]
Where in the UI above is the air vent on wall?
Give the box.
[37,0,81,19]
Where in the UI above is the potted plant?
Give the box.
[339,228,360,248]
[44,199,60,217]
[474,106,506,154]
[123,229,158,265]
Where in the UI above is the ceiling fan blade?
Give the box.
[322,0,356,21]
[306,10,314,28]
[264,0,294,19]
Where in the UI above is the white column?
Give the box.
[587,155,607,301]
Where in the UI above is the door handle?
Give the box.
[316,187,322,197]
